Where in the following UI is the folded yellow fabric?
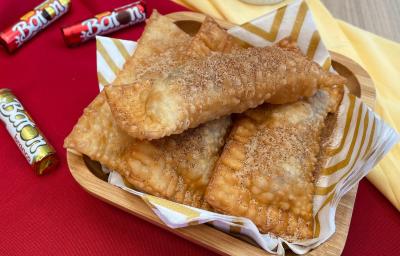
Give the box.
[172,0,400,211]
[338,21,400,211]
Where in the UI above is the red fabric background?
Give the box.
[0,0,399,255]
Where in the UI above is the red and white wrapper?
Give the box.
[0,0,71,53]
[61,1,146,47]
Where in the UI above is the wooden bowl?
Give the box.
[66,12,376,256]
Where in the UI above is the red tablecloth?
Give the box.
[0,0,399,255]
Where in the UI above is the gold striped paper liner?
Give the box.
[227,0,331,70]
[96,36,137,91]
[98,0,399,254]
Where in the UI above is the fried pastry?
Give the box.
[65,10,186,167]
[185,16,241,59]
[120,116,231,209]
[205,86,344,240]
[105,46,346,140]
[275,37,303,55]
[126,16,241,82]
[65,14,235,208]
[113,10,191,85]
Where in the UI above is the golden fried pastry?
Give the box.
[125,16,241,83]
[65,14,235,208]
[65,92,230,208]
[205,86,344,240]
[275,37,303,55]
[120,116,231,209]
[185,16,241,59]
[65,91,131,167]
[105,46,346,140]
[65,10,187,168]
[113,10,191,85]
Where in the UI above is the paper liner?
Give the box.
[95,0,399,254]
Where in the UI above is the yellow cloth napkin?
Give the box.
[172,0,400,211]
